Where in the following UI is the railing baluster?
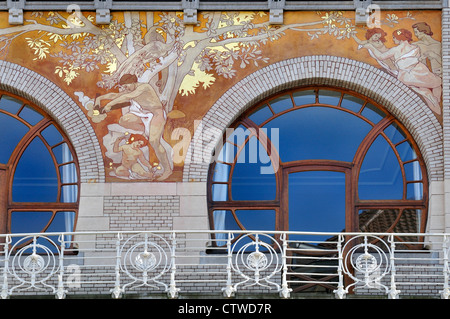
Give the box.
[1,235,11,299]
[279,233,291,299]
[222,232,235,298]
[111,232,123,299]
[167,231,179,299]
[441,235,450,299]
[334,234,346,299]
[388,234,400,299]
[55,234,66,299]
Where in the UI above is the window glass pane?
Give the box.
[288,171,346,241]
[231,137,276,200]
[46,211,76,249]
[396,141,417,162]
[292,90,315,105]
[359,209,399,232]
[361,103,385,124]
[18,105,43,126]
[358,135,403,200]
[264,107,371,162]
[213,162,231,182]
[47,211,75,233]
[248,104,272,126]
[42,124,63,146]
[404,161,422,181]
[235,209,276,231]
[11,211,53,234]
[10,210,54,251]
[269,95,293,113]
[52,143,73,164]
[341,94,364,113]
[213,210,235,246]
[407,182,423,200]
[395,209,420,233]
[212,210,275,249]
[212,184,228,201]
[226,125,253,146]
[394,209,421,234]
[0,113,29,164]
[0,95,22,114]
[12,137,58,202]
[318,90,341,106]
[216,142,236,163]
[61,185,78,203]
[60,163,77,183]
[213,210,235,230]
[384,123,407,144]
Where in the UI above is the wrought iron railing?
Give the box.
[1,230,449,299]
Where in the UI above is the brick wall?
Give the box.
[104,195,179,230]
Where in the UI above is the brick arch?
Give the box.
[183,55,443,182]
[0,60,105,182]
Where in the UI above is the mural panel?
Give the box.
[0,10,442,182]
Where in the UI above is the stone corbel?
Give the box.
[95,0,112,25]
[269,0,285,25]
[7,0,25,25]
[182,0,199,25]
[354,0,372,25]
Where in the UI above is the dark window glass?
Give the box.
[12,137,59,202]
[269,95,293,113]
[358,135,403,200]
[42,124,63,146]
[264,107,371,162]
[19,105,44,126]
[396,140,417,162]
[11,211,53,234]
[289,171,346,241]
[248,104,272,126]
[361,103,386,124]
[52,143,73,164]
[292,90,315,106]
[318,90,341,106]
[231,137,276,200]
[341,94,364,113]
[384,123,407,144]
[0,95,22,114]
[0,113,29,164]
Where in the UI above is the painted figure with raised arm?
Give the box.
[95,74,173,180]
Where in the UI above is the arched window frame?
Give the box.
[0,91,80,249]
[207,86,429,247]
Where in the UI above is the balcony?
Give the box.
[1,230,449,299]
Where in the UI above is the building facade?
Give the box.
[1,0,450,299]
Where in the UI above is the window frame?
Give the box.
[207,86,429,246]
[0,91,80,246]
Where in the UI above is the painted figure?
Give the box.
[112,134,155,179]
[95,74,173,180]
[359,29,441,114]
[412,22,442,76]
[352,28,397,75]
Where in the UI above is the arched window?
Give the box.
[0,92,79,250]
[208,87,428,247]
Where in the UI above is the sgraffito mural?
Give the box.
[0,10,442,182]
